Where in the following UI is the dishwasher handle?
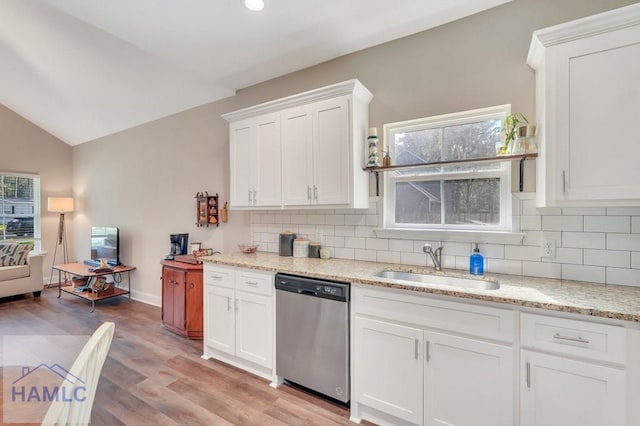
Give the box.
[298,289,318,296]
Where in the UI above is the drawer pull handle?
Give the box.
[210,275,223,280]
[553,333,589,344]
[245,281,259,286]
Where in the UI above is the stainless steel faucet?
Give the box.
[423,244,444,271]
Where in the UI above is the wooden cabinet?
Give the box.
[161,261,203,339]
[351,284,515,426]
[224,79,372,209]
[202,263,275,381]
[195,192,218,227]
[229,114,281,208]
[527,4,640,207]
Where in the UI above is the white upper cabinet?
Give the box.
[228,114,281,208]
[223,79,373,209]
[527,4,640,207]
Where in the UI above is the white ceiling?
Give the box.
[0,0,510,145]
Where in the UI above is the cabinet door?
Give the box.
[313,96,350,205]
[162,268,185,330]
[281,105,313,205]
[555,26,640,203]
[353,316,423,425]
[520,350,626,426]
[185,270,203,336]
[424,331,514,426]
[229,118,256,207]
[204,285,235,355]
[255,114,281,206]
[235,291,273,368]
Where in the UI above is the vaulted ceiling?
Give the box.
[0,0,510,145]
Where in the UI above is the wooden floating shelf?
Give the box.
[363,153,537,173]
[364,153,537,194]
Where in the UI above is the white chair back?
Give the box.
[41,322,115,425]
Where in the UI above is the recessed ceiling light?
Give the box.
[242,0,264,12]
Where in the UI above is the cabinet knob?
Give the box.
[189,283,195,289]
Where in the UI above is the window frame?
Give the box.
[382,105,512,233]
[0,172,41,252]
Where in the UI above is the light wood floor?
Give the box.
[0,288,367,425]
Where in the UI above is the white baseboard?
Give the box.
[130,289,161,307]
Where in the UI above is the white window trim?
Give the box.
[0,172,41,253]
[380,105,524,243]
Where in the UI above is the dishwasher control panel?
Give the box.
[275,273,350,302]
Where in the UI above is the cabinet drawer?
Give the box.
[235,269,274,296]
[203,264,235,288]
[353,284,514,343]
[520,313,627,365]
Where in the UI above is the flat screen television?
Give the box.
[90,226,120,266]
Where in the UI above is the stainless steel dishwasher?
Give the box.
[275,273,350,404]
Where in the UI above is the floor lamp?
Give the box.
[48,197,74,286]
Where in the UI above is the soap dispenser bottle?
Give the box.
[470,243,484,275]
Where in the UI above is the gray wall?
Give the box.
[0,104,74,281]
[70,0,636,304]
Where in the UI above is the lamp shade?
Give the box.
[48,197,74,213]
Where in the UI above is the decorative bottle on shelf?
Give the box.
[469,243,484,275]
[366,127,380,167]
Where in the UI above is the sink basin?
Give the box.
[374,270,500,290]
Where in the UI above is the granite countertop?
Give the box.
[201,252,640,323]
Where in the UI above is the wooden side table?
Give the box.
[54,262,135,312]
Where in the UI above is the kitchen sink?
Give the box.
[374,270,500,290]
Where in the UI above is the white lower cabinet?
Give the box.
[424,331,513,426]
[519,312,629,426]
[204,285,235,354]
[520,350,626,426]
[354,317,423,425]
[352,285,515,426]
[235,291,273,367]
[203,264,275,380]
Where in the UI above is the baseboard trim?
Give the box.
[130,289,161,307]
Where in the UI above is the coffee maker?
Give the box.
[165,233,188,260]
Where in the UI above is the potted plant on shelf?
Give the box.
[497,112,528,155]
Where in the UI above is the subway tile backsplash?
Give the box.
[250,193,640,287]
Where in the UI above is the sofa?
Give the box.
[0,241,44,299]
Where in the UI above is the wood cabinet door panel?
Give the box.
[185,270,203,335]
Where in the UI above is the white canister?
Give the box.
[293,239,310,258]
